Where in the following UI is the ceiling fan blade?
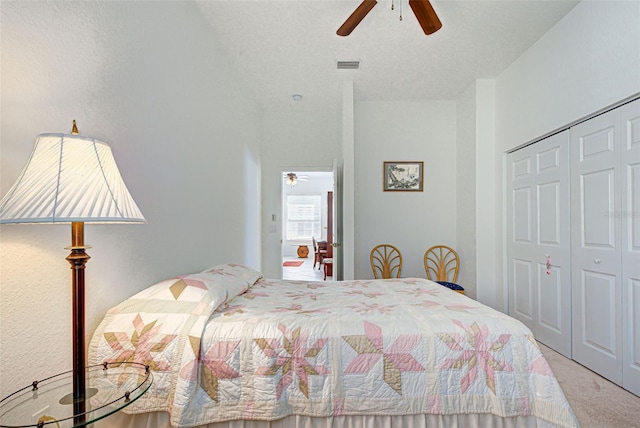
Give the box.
[409,0,442,35]
[337,0,378,36]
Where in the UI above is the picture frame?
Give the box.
[383,161,424,191]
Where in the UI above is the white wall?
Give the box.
[260,108,342,279]
[0,1,262,396]
[496,1,640,152]
[456,83,477,299]
[474,80,498,308]
[487,0,640,311]
[341,80,356,280]
[354,101,457,279]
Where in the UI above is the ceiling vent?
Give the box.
[337,61,360,70]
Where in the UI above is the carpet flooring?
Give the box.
[540,344,640,427]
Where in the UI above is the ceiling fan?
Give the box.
[284,172,309,186]
[337,0,442,36]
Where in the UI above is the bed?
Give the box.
[88,264,579,428]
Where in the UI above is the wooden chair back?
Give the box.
[370,244,403,279]
[423,245,459,282]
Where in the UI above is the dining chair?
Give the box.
[313,237,328,269]
[323,258,333,280]
[370,244,402,279]
[423,245,464,294]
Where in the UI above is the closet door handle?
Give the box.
[593,258,601,264]
[546,255,551,275]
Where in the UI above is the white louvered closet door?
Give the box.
[507,131,572,358]
[620,100,640,396]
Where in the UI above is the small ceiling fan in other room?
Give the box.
[284,172,309,187]
[337,0,442,36]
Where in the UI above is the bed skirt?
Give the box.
[95,411,562,428]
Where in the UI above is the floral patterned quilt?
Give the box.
[89,264,579,428]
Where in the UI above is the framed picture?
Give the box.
[383,161,424,191]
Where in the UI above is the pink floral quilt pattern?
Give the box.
[89,266,579,428]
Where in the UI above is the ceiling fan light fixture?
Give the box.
[286,172,298,187]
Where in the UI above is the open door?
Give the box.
[332,159,343,280]
[279,168,338,281]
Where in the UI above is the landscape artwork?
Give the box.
[383,161,424,191]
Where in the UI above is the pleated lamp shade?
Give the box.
[0,133,145,224]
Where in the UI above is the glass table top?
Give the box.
[0,362,152,427]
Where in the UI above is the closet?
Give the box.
[506,131,572,358]
[506,98,640,396]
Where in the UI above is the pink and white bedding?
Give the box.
[88,264,579,428]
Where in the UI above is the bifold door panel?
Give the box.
[507,130,571,358]
[507,98,640,396]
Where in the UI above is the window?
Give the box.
[286,194,322,241]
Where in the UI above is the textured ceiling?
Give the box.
[196,0,579,111]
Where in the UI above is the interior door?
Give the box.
[332,159,343,280]
[620,99,640,396]
[570,108,623,384]
[507,131,572,357]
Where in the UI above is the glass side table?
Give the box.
[0,362,152,428]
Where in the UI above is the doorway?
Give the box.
[280,170,334,281]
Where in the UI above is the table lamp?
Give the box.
[0,121,145,424]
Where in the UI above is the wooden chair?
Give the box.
[323,258,333,280]
[370,244,402,279]
[312,237,327,269]
[423,245,463,294]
